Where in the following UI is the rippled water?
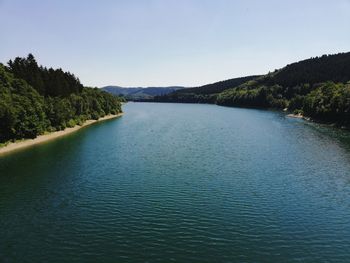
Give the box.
[1,102,350,262]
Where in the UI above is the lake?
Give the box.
[1,102,350,262]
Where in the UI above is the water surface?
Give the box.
[1,103,350,262]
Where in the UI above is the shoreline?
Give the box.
[0,113,123,156]
[286,113,305,119]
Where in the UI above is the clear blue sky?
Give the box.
[0,0,349,87]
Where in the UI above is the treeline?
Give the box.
[154,52,350,127]
[153,76,258,104]
[8,54,83,97]
[290,82,350,125]
[216,52,350,126]
[176,75,259,95]
[217,81,350,126]
[153,93,217,104]
[0,54,123,143]
[267,52,350,87]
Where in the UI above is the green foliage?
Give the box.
[154,76,259,103]
[269,53,350,87]
[8,53,83,97]
[217,85,288,109]
[302,82,350,125]
[176,76,260,95]
[0,55,123,143]
[67,119,77,128]
[217,81,350,126]
[0,65,48,140]
[154,92,217,104]
[293,109,304,115]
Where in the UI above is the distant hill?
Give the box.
[102,86,185,100]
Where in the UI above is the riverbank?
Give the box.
[286,113,308,119]
[0,113,123,155]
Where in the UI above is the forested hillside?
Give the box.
[155,52,350,127]
[154,76,258,103]
[0,54,123,143]
[217,53,350,126]
[265,52,350,87]
[102,86,184,101]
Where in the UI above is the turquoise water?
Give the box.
[1,102,350,262]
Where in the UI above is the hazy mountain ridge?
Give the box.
[102,86,185,100]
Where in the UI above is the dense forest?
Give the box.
[155,52,350,127]
[153,76,258,103]
[0,54,123,143]
[102,86,184,101]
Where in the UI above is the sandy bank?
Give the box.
[286,113,311,121]
[286,113,304,119]
[0,113,123,155]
